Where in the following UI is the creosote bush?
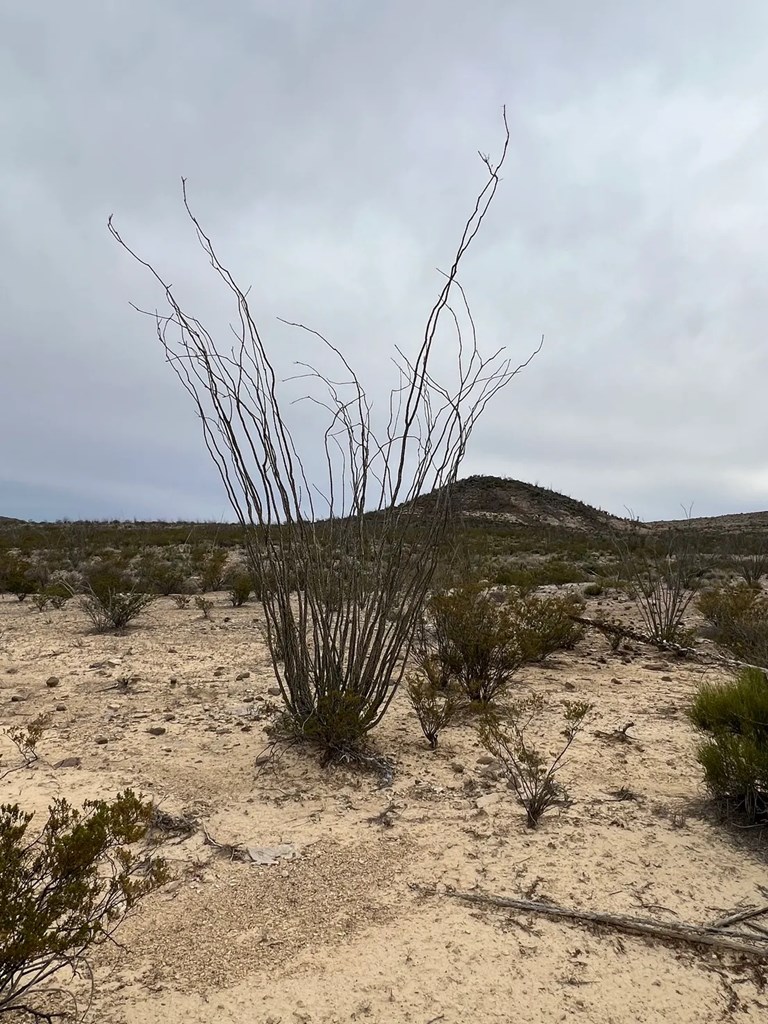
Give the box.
[406,672,460,749]
[78,569,156,630]
[0,790,168,1020]
[228,572,253,607]
[697,582,768,666]
[689,668,768,823]
[421,581,524,704]
[478,696,592,827]
[420,583,584,705]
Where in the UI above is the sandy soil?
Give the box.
[2,591,767,1023]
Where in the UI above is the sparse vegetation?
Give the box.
[228,572,253,607]
[0,791,168,1020]
[478,696,592,827]
[697,582,768,666]
[78,565,156,632]
[689,668,768,824]
[406,672,460,749]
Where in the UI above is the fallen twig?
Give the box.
[411,884,768,958]
[710,904,768,930]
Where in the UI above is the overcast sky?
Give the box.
[2,1,768,523]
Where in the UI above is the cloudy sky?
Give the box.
[2,1,768,522]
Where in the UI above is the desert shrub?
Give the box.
[584,582,603,597]
[0,791,167,1019]
[406,672,460,749]
[79,565,155,632]
[196,548,228,592]
[228,572,253,607]
[30,592,50,613]
[697,583,768,665]
[616,522,704,644]
[730,538,768,587]
[422,581,525,703]
[171,593,191,609]
[479,697,592,827]
[1,719,45,780]
[506,592,584,662]
[136,553,188,596]
[689,668,768,823]
[0,555,35,601]
[194,595,215,619]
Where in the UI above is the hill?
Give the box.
[414,475,622,532]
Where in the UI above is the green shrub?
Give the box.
[79,565,155,631]
[689,668,768,823]
[506,592,584,662]
[228,572,253,607]
[0,555,35,601]
[423,582,524,703]
[584,582,604,597]
[406,672,460,749]
[194,595,215,619]
[0,790,167,1019]
[479,696,592,827]
[697,582,768,664]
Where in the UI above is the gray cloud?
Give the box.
[2,1,767,521]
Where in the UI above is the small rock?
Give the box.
[236,671,251,681]
[148,726,167,736]
[10,693,28,702]
[55,703,66,712]
[611,677,621,684]
[267,686,281,697]
[476,754,498,766]
[661,675,673,682]
[45,676,60,688]
[245,843,297,866]
[449,762,465,774]
[564,681,576,691]
[169,677,178,685]
[254,752,272,766]
[6,667,19,675]
[95,736,109,745]
[55,756,82,768]
[476,792,503,811]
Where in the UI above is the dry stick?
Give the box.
[572,614,768,674]
[411,885,768,958]
[710,903,768,930]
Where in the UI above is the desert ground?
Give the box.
[2,585,767,1024]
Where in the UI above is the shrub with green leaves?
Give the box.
[505,592,584,662]
[79,565,155,632]
[422,581,524,703]
[228,572,253,607]
[406,672,460,749]
[479,696,592,827]
[689,668,768,823]
[0,790,168,1019]
[697,582,768,665]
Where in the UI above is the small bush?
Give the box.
[79,566,155,631]
[697,582,768,665]
[479,697,592,827]
[406,672,460,749]
[197,548,228,592]
[0,790,167,1019]
[689,668,768,823]
[194,595,215,619]
[171,593,191,609]
[228,573,253,607]
[584,582,604,597]
[422,581,524,704]
[506,592,584,662]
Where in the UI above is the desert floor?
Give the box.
[2,591,767,1023]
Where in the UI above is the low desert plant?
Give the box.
[194,595,215,619]
[615,521,704,645]
[1,718,45,781]
[730,539,768,587]
[697,582,768,666]
[171,593,191,609]
[0,790,168,1020]
[422,581,525,703]
[478,697,592,827]
[78,566,155,632]
[505,591,584,662]
[406,672,460,749]
[689,668,768,823]
[228,573,253,607]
